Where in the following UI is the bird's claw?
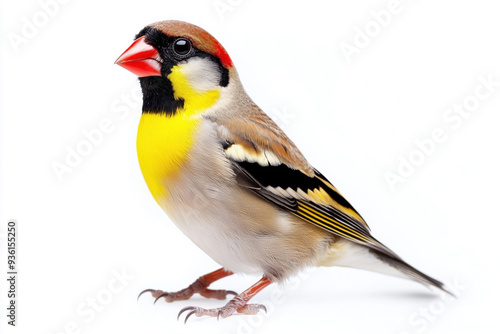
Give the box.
[138,287,237,303]
[238,303,267,315]
[154,292,172,304]
[138,288,193,302]
[177,305,225,323]
[177,302,267,323]
[137,289,164,300]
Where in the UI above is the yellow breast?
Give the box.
[136,112,201,203]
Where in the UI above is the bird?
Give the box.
[115,20,451,322]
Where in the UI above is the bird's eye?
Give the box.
[173,38,192,57]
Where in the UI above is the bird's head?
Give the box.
[115,20,239,116]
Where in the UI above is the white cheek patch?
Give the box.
[179,57,221,93]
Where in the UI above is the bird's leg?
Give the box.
[178,276,272,322]
[138,268,236,303]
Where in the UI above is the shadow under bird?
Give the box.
[115,20,452,322]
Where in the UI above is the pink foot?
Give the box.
[137,268,236,303]
[177,276,272,322]
[178,297,267,322]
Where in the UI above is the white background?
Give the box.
[1,0,500,333]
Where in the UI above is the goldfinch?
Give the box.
[115,20,451,322]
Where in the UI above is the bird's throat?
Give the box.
[137,64,221,204]
[139,76,184,115]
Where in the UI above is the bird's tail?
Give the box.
[369,248,454,296]
[321,239,454,296]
